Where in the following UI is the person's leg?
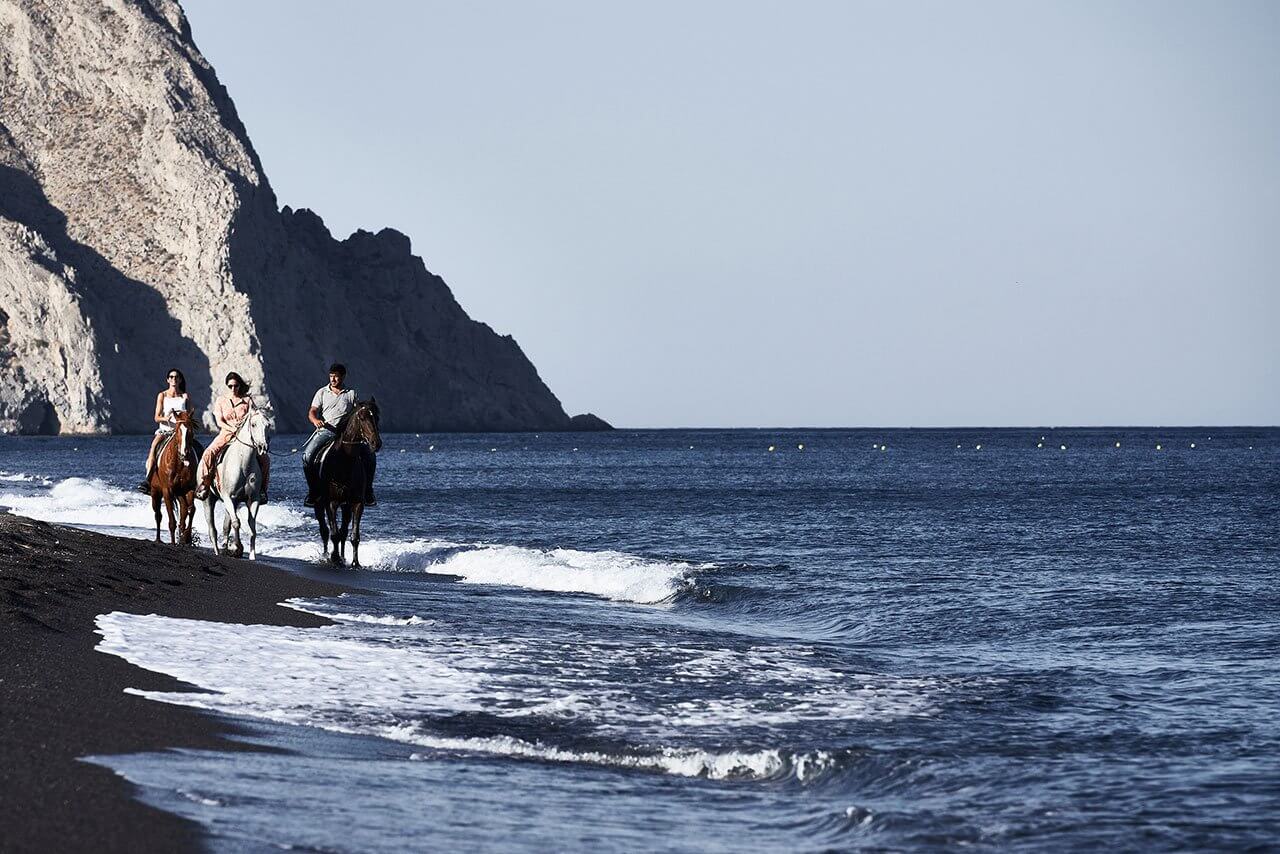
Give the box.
[301,428,333,506]
[195,434,228,499]
[139,433,164,492]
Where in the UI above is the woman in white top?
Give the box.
[138,368,199,492]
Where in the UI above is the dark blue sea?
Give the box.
[2,428,1278,851]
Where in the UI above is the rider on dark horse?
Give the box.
[302,363,376,507]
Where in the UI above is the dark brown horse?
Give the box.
[315,399,381,566]
[149,410,199,544]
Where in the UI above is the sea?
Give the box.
[2,427,1278,852]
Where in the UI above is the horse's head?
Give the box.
[172,410,193,457]
[351,398,382,452]
[246,409,270,454]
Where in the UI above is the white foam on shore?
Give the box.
[95,612,855,784]
[0,475,307,533]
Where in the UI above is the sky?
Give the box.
[181,0,1279,427]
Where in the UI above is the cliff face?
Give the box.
[0,0,583,434]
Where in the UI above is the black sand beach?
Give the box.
[0,514,352,853]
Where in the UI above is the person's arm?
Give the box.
[309,388,328,429]
[153,392,166,425]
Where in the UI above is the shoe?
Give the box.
[303,493,318,508]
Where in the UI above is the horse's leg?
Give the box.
[339,504,352,564]
[327,504,342,565]
[315,505,329,560]
[221,501,234,555]
[350,504,363,568]
[151,489,162,542]
[165,491,178,544]
[246,501,258,561]
[231,501,244,559]
[203,497,220,555]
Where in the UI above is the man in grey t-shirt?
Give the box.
[302,362,376,506]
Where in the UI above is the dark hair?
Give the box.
[328,363,347,376]
[225,371,250,394]
[166,368,187,393]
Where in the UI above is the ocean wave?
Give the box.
[401,731,842,782]
[0,470,52,484]
[283,600,433,626]
[400,544,703,605]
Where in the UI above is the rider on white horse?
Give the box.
[195,372,270,503]
[302,362,376,507]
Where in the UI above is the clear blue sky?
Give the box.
[182,0,1279,427]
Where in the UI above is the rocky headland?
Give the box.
[0,0,609,434]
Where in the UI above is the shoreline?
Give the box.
[0,514,354,852]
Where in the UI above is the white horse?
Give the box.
[201,408,268,559]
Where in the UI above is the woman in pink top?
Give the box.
[195,372,270,502]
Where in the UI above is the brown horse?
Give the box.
[149,410,200,544]
[315,399,381,566]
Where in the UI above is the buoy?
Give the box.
[1060,445,1067,451]
[1037,442,1043,448]
[290,448,297,453]
[1115,442,1121,448]
[1190,443,1195,449]
[399,449,405,453]
[689,445,694,450]
[490,448,497,452]
[768,445,775,452]
[1040,436,1045,441]
[415,434,420,438]
[572,447,578,452]
[428,445,434,451]
[956,444,961,449]
[797,443,804,450]
[975,444,982,450]
[1156,444,1162,450]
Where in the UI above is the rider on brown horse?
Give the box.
[138,368,202,493]
[302,363,376,507]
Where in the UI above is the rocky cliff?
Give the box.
[0,0,599,434]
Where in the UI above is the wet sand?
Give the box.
[0,514,352,852]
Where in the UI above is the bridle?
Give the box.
[230,406,267,454]
[340,405,378,446]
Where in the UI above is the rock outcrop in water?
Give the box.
[0,0,606,434]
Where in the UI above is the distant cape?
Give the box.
[0,0,609,434]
